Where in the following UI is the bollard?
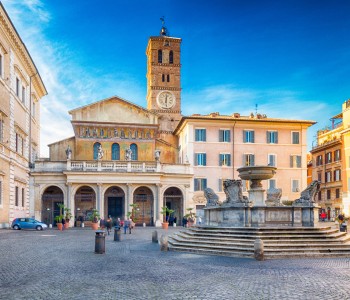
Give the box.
[159,234,168,252]
[114,226,121,242]
[254,238,264,261]
[143,222,146,227]
[152,230,158,243]
[95,230,105,254]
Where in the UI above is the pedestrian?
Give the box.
[182,216,187,227]
[123,218,129,234]
[62,218,65,231]
[198,216,202,225]
[106,215,112,235]
[100,218,105,229]
[115,217,121,229]
[128,218,132,234]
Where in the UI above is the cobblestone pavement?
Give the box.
[0,226,350,300]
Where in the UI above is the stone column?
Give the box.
[126,183,132,219]
[96,183,102,214]
[155,183,162,227]
[66,183,73,226]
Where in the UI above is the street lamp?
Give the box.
[46,208,52,228]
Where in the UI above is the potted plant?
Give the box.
[128,203,139,227]
[161,206,174,229]
[89,208,100,230]
[64,207,72,229]
[55,203,65,231]
[185,207,196,227]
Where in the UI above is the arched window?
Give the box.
[158,50,162,63]
[169,50,173,64]
[162,74,165,82]
[111,143,120,160]
[167,74,170,82]
[130,143,138,161]
[93,142,101,160]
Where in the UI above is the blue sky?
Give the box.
[2,0,350,156]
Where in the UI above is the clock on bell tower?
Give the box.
[146,21,182,132]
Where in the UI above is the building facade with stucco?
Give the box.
[0,3,47,228]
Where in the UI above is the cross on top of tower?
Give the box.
[160,16,168,36]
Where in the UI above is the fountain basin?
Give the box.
[237,165,277,181]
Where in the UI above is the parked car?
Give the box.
[12,218,48,231]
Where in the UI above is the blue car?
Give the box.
[12,218,48,231]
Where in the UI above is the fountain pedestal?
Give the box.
[248,188,265,206]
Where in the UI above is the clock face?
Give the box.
[157,91,175,109]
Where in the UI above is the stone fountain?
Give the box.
[204,165,320,227]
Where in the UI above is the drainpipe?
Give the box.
[232,121,236,179]
[28,72,37,169]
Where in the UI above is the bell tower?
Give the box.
[146,20,182,134]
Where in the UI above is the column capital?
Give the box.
[156,183,162,188]
[97,183,103,187]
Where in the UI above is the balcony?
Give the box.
[32,160,192,174]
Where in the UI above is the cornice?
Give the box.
[151,62,181,67]
[0,4,47,97]
[151,109,181,114]
[151,86,181,91]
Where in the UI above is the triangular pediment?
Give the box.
[69,96,158,124]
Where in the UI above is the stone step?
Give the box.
[169,246,254,258]
[190,226,333,231]
[174,233,350,245]
[265,252,350,259]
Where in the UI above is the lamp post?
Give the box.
[76,207,80,227]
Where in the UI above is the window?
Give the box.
[22,86,25,104]
[325,171,331,183]
[158,50,162,63]
[169,50,173,64]
[0,117,3,143]
[244,154,255,166]
[336,188,340,199]
[195,153,206,166]
[111,143,120,160]
[16,77,20,97]
[325,152,332,164]
[316,155,323,166]
[292,132,300,144]
[317,172,322,182]
[292,180,299,192]
[0,53,3,78]
[219,129,231,142]
[219,154,231,166]
[243,130,254,143]
[318,191,321,201]
[15,133,23,155]
[334,169,341,181]
[195,129,206,142]
[327,189,331,200]
[290,155,301,168]
[22,188,24,207]
[269,179,276,189]
[93,142,101,160]
[268,154,276,167]
[162,74,165,82]
[267,131,278,144]
[218,179,224,192]
[15,186,19,206]
[167,74,170,82]
[334,149,341,161]
[242,180,249,192]
[130,143,138,160]
[194,178,207,191]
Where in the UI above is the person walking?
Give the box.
[198,216,202,225]
[123,218,129,234]
[106,215,112,235]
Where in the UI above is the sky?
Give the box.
[2,0,350,157]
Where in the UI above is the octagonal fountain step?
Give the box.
[168,226,350,259]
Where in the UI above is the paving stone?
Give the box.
[0,227,349,299]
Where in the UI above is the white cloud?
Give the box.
[2,0,144,157]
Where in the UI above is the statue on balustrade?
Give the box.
[65,145,72,160]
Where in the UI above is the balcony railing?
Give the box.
[32,160,192,174]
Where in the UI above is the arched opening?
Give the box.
[169,50,173,64]
[74,186,96,226]
[133,186,154,226]
[111,143,120,160]
[158,49,162,63]
[93,142,101,160]
[130,143,138,160]
[41,186,64,227]
[163,187,183,226]
[104,186,125,220]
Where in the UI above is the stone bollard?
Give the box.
[254,238,264,261]
[159,234,168,252]
[95,230,106,254]
[152,230,158,243]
